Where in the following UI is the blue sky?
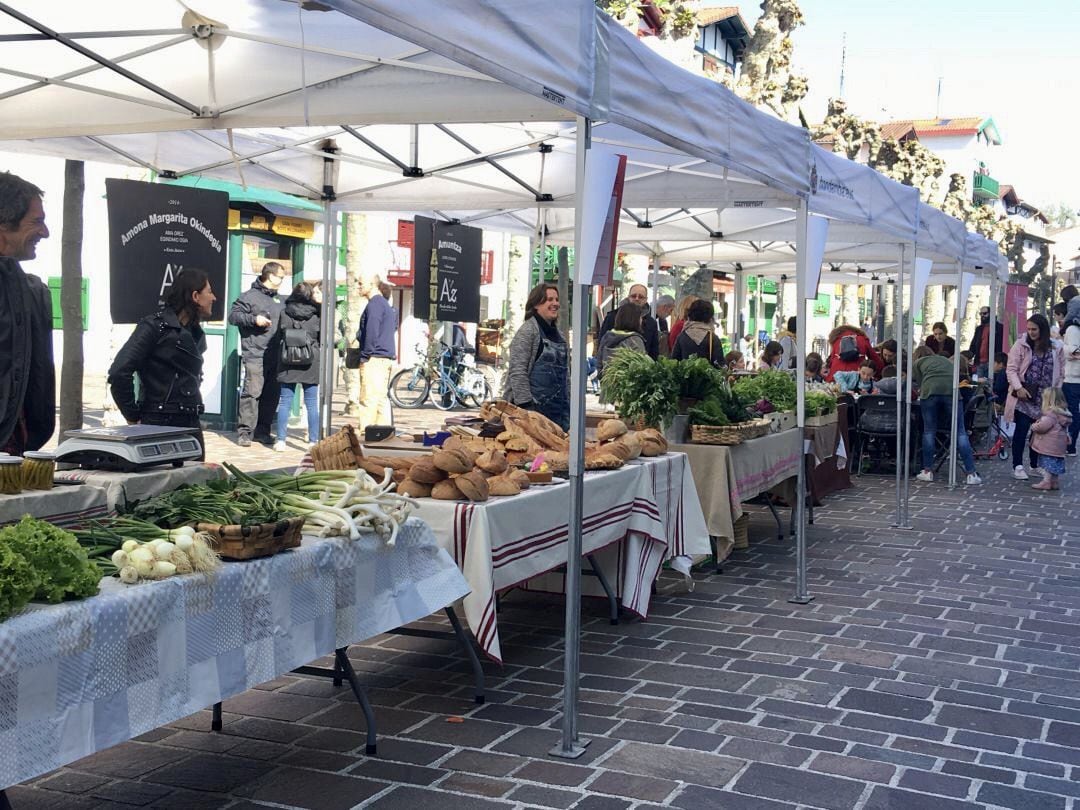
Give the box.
[725,0,1080,208]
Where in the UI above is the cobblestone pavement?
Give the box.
[16,421,1080,808]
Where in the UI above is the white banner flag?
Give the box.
[802,215,829,299]
[911,257,933,313]
[958,271,975,319]
[576,146,623,286]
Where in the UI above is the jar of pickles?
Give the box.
[0,456,23,495]
[21,451,55,491]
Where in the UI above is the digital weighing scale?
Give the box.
[54,425,203,472]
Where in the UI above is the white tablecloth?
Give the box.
[0,519,469,790]
[413,453,710,662]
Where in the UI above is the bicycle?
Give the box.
[388,342,493,410]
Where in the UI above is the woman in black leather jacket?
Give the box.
[108,269,216,457]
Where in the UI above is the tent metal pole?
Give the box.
[319,203,336,439]
[900,251,914,528]
[789,200,812,605]
[987,275,999,378]
[948,267,963,489]
[732,265,743,352]
[552,114,591,761]
[893,246,905,525]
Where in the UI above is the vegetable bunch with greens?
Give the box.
[599,348,680,428]
[804,390,838,417]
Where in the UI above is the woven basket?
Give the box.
[733,513,750,550]
[310,425,363,471]
[690,418,771,445]
[197,516,305,560]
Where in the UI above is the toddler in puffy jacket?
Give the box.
[1030,387,1072,491]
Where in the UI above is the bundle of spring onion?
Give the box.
[225,463,415,546]
[73,517,222,583]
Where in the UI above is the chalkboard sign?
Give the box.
[106,179,228,323]
[412,216,482,323]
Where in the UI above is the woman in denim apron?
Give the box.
[504,284,570,430]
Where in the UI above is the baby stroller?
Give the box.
[970,386,1010,461]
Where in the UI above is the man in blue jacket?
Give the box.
[356,277,397,429]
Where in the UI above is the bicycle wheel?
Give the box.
[388,368,430,408]
[431,375,459,410]
[465,375,493,408]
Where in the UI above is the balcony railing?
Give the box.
[972,172,1000,201]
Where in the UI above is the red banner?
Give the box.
[1003,282,1028,352]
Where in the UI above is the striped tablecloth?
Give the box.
[0,519,469,790]
[413,452,710,662]
[0,484,109,528]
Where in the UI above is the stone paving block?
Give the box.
[836,688,933,720]
[67,742,190,780]
[506,783,581,808]
[976,782,1067,810]
[936,704,1043,739]
[862,785,981,810]
[589,770,678,803]
[732,762,864,810]
[896,769,971,799]
[365,786,513,809]
[719,738,812,768]
[597,741,744,789]
[979,752,1066,778]
[141,753,274,793]
[808,751,893,783]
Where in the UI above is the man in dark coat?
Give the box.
[968,306,1004,376]
[0,172,54,455]
[598,284,660,359]
[228,261,288,446]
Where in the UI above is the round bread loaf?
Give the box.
[431,479,465,500]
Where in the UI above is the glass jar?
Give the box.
[21,451,55,491]
[0,456,23,495]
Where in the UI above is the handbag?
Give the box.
[344,348,363,369]
[279,320,314,368]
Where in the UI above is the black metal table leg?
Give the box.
[211,701,222,732]
[762,497,784,540]
[585,554,619,625]
[293,648,378,755]
[1,788,12,810]
[333,649,378,755]
[444,607,485,704]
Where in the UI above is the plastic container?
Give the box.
[21,451,55,491]
[0,456,23,495]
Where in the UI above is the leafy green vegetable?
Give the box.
[688,377,752,427]
[804,390,838,417]
[600,348,680,427]
[675,357,725,402]
[1,516,101,604]
[0,539,37,620]
[731,370,797,411]
[688,398,731,427]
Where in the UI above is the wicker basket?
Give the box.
[197,517,305,560]
[690,418,771,445]
[732,513,750,550]
[310,425,363,471]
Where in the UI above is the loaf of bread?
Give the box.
[487,475,521,496]
[433,448,474,474]
[456,470,490,502]
[431,479,465,500]
[475,448,509,474]
[597,419,628,441]
[409,457,448,484]
[397,478,433,498]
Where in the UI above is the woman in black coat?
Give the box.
[274,281,322,450]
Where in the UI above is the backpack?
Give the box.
[279,319,314,367]
[837,333,861,362]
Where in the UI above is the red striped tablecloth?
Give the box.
[412,452,709,662]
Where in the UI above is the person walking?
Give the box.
[1062,300,1080,456]
[913,345,981,485]
[671,299,725,367]
[229,261,287,446]
[108,269,216,458]
[356,276,398,430]
[969,306,1004,377]
[1005,314,1064,480]
[596,302,648,379]
[598,284,660,359]
[1029,388,1071,490]
[0,172,54,454]
[505,283,569,430]
[274,281,322,451]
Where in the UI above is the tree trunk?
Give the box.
[342,213,368,415]
[496,235,531,393]
[556,246,570,336]
[922,285,944,341]
[959,287,984,353]
[838,284,859,328]
[59,160,84,434]
[883,283,895,340]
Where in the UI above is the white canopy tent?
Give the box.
[0,0,1008,756]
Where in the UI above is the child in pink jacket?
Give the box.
[1030,388,1072,490]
